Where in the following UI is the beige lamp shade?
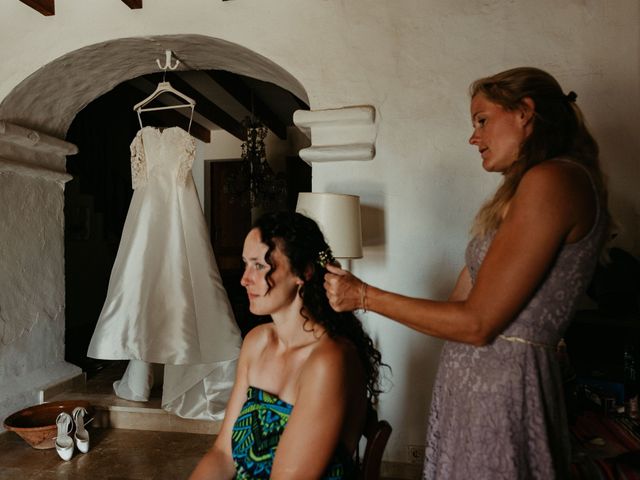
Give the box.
[296,192,363,259]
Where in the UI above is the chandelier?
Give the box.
[224,117,287,211]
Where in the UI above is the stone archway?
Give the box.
[0,34,310,423]
[0,34,308,139]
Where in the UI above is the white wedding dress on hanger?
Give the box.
[87,125,242,420]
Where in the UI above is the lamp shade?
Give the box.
[296,192,363,259]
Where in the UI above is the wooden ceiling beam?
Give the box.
[19,0,143,14]
[159,72,247,141]
[206,70,288,140]
[120,0,142,8]
[19,0,55,15]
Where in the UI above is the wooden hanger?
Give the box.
[133,50,195,132]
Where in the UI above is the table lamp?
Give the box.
[296,192,363,260]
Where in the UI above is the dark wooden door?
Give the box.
[207,160,257,336]
[208,160,251,272]
[206,156,311,336]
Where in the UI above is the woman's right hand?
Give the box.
[324,264,366,312]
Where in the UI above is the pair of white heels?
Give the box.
[54,407,91,461]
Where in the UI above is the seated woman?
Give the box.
[189,211,385,480]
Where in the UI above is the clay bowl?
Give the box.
[3,400,94,449]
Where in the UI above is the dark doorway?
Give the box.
[64,83,140,373]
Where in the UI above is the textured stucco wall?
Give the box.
[0,0,639,465]
[0,171,80,418]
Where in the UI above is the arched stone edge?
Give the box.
[0,34,310,138]
[293,106,376,164]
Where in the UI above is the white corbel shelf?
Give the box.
[293,106,376,164]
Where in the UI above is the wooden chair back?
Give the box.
[357,405,392,480]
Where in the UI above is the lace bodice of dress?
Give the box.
[130,126,196,188]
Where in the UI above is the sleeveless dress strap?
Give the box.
[554,157,603,238]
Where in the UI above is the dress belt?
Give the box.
[498,334,555,350]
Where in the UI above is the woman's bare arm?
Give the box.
[270,343,353,479]
[325,162,595,345]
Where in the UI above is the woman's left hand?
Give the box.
[324,264,365,312]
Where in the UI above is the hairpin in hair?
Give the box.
[317,248,335,268]
[565,91,577,103]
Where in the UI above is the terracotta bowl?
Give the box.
[3,400,94,450]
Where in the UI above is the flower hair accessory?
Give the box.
[317,248,335,268]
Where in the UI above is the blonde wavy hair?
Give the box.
[469,67,610,239]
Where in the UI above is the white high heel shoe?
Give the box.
[54,412,74,461]
[72,406,90,453]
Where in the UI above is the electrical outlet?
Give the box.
[407,444,425,465]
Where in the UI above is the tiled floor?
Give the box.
[1,362,212,479]
[0,428,410,479]
[1,362,411,479]
[0,427,211,480]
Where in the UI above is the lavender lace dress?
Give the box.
[424,165,608,479]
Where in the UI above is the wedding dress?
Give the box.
[87,126,242,420]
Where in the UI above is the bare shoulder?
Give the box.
[520,159,593,198]
[241,323,275,358]
[302,336,360,383]
[513,159,596,240]
[514,160,594,214]
[296,334,367,451]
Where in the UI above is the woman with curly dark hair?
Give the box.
[190,211,384,480]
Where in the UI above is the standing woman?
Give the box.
[190,212,385,480]
[325,67,611,479]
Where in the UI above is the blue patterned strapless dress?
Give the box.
[231,386,354,479]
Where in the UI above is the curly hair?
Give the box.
[253,211,386,404]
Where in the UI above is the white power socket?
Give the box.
[407,444,425,465]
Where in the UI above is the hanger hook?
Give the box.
[156,49,180,71]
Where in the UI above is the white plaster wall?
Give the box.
[1,0,639,465]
